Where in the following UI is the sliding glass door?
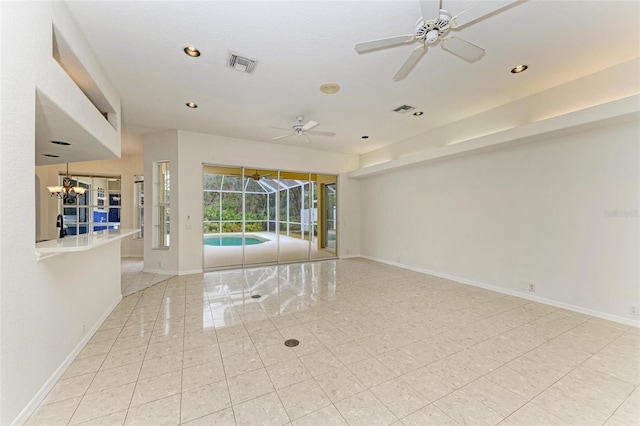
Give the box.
[203,165,337,270]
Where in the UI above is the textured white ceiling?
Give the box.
[65,0,640,156]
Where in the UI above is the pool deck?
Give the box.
[203,232,336,269]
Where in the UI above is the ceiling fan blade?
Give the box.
[451,0,521,28]
[271,126,291,131]
[302,120,319,131]
[441,36,485,62]
[393,44,426,81]
[308,130,336,137]
[271,133,293,140]
[354,35,416,53]
[419,0,441,20]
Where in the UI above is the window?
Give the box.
[133,175,144,239]
[59,174,121,235]
[153,162,170,248]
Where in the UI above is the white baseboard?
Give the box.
[178,269,204,275]
[12,294,123,426]
[339,254,361,259]
[360,255,640,328]
[142,268,178,275]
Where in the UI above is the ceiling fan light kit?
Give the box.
[271,115,335,144]
[354,0,522,80]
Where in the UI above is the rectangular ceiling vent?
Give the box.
[393,104,416,114]
[227,52,257,74]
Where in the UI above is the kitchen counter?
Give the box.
[35,228,139,260]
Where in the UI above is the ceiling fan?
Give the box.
[354,0,522,81]
[271,116,335,144]
[246,170,271,181]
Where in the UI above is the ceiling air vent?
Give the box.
[393,104,416,114]
[227,52,257,74]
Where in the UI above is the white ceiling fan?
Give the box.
[271,116,335,144]
[354,0,522,81]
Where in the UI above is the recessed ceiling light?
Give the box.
[50,140,71,146]
[361,135,369,139]
[320,83,340,94]
[43,154,60,158]
[511,64,528,74]
[413,111,424,116]
[186,102,198,108]
[184,46,200,57]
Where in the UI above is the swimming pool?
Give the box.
[204,235,268,247]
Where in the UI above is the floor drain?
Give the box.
[251,294,261,299]
[284,339,299,347]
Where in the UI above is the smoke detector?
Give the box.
[227,52,257,74]
[393,104,416,114]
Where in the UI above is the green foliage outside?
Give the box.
[202,174,315,236]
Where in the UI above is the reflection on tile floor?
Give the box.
[27,259,639,425]
[121,258,173,296]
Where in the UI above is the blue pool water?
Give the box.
[204,235,267,246]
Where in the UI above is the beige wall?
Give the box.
[359,119,640,324]
[143,130,360,274]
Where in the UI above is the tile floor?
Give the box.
[27,259,639,425]
[121,258,173,296]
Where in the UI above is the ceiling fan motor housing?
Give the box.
[416,10,452,44]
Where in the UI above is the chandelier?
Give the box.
[47,163,87,199]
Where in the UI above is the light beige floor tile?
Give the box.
[124,394,180,425]
[138,351,183,380]
[78,339,115,360]
[219,336,256,358]
[223,348,264,377]
[74,410,127,425]
[376,349,424,376]
[87,361,142,394]
[257,341,299,366]
[233,391,290,426]
[228,368,275,405]
[400,404,458,426]
[532,369,635,425]
[315,367,367,403]
[26,260,640,426]
[462,376,527,417]
[605,387,640,425]
[347,358,396,388]
[434,389,503,426]
[503,402,570,425]
[180,381,232,423]
[299,349,343,376]
[70,382,135,425]
[182,359,226,391]
[335,390,397,426]
[43,372,95,404]
[102,346,147,370]
[291,404,347,426]
[131,369,182,407]
[181,407,236,425]
[183,343,222,368]
[370,377,429,418]
[25,396,82,426]
[278,378,332,420]
[427,356,482,388]
[330,342,371,365]
[484,365,555,400]
[400,366,457,402]
[63,354,107,379]
[266,359,313,389]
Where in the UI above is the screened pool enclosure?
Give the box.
[203,165,337,269]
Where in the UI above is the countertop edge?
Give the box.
[35,229,140,259]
